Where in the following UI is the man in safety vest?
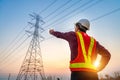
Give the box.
[49,19,111,80]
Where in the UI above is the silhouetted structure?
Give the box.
[16,13,46,80]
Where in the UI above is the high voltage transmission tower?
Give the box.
[16,13,46,80]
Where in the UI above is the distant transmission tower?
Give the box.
[16,13,46,80]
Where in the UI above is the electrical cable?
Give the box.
[42,7,120,41]
[39,0,57,14]
[91,7,120,22]
[0,0,101,65]
[40,0,102,41]
[0,35,31,66]
[43,0,94,29]
[44,0,73,19]
[44,0,102,31]
[0,24,28,54]
[44,0,83,22]
[0,33,26,59]
[0,43,28,69]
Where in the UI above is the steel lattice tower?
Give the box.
[16,13,46,80]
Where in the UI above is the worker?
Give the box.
[49,19,111,80]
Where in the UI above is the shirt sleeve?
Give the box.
[96,42,111,72]
[50,31,74,41]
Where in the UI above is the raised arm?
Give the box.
[49,29,74,41]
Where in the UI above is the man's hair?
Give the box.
[75,23,88,33]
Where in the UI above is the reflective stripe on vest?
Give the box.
[70,32,96,70]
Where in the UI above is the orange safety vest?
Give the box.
[70,31,97,72]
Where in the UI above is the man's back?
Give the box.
[50,30,110,79]
[49,19,111,80]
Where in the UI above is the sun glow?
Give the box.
[94,61,100,67]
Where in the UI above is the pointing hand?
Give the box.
[49,29,54,34]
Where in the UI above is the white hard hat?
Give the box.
[77,19,90,30]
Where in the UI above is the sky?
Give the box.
[0,0,120,79]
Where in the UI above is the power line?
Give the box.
[45,0,83,22]
[0,35,31,66]
[44,0,72,19]
[63,0,103,23]
[0,35,51,69]
[42,7,120,41]
[40,0,100,40]
[39,0,57,14]
[0,20,34,61]
[0,19,34,64]
[0,3,50,66]
[91,7,120,22]
[0,15,44,70]
[44,0,94,29]
[0,24,28,54]
[66,7,120,31]
[0,33,26,60]
[44,0,102,31]
[0,41,28,69]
